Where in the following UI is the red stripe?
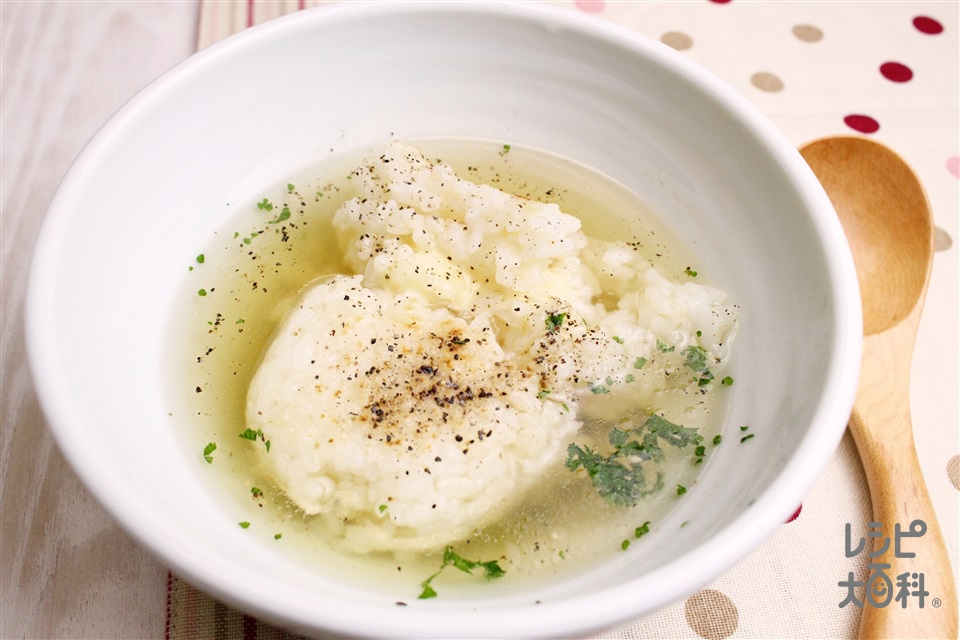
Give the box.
[298,0,306,10]
[242,614,258,640]
[164,571,173,640]
[247,0,255,28]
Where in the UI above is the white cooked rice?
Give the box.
[246,143,738,553]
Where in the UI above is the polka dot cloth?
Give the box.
[948,456,960,491]
[185,3,958,639]
[650,5,957,258]
[786,504,803,523]
[750,71,784,92]
[573,0,604,13]
[880,61,914,82]
[685,589,740,640]
[792,24,823,43]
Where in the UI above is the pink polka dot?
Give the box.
[574,0,605,12]
[880,61,913,82]
[844,114,880,134]
[786,504,802,523]
[913,16,944,35]
[709,0,732,3]
[947,156,960,179]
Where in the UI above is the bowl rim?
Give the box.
[26,2,862,638]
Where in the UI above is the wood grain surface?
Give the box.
[1,4,198,638]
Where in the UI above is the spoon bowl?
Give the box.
[801,136,931,335]
[800,136,957,639]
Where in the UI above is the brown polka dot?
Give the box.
[751,71,784,92]
[934,226,953,252]
[662,31,693,51]
[948,455,960,491]
[793,24,823,42]
[685,589,739,640]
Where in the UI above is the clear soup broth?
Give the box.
[169,139,735,599]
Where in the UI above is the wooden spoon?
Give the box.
[800,136,957,639]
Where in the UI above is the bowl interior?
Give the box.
[27,4,860,638]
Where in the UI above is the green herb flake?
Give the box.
[196,254,205,264]
[239,521,250,529]
[676,485,687,496]
[588,382,610,395]
[713,435,722,446]
[251,487,262,498]
[635,521,651,538]
[685,267,698,277]
[740,425,749,432]
[197,289,207,297]
[274,533,282,540]
[287,183,295,193]
[694,444,707,465]
[682,346,716,387]
[256,198,274,212]
[656,340,674,353]
[566,413,700,506]
[418,546,506,599]
[633,357,647,369]
[545,311,567,334]
[236,318,245,324]
[612,336,625,344]
[378,504,388,513]
[682,346,709,373]
[502,144,511,153]
[605,376,615,387]
[239,427,271,451]
[721,376,734,386]
[696,330,702,337]
[202,442,217,463]
[625,374,636,383]
[268,205,291,224]
[537,389,551,399]
[741,433,755,443]
[559,550,566,560]
[621,539,630,551]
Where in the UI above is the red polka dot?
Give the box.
[786,504,802,523]
[880,61,913,82]
[913,16,944,35]
[844,114,880,134]
[947,156,960,179]
[574,0,605,12]
[708,0,732,3]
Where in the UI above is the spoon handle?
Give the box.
[850,327,958,639]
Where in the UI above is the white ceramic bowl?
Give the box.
[27,3,861,638]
